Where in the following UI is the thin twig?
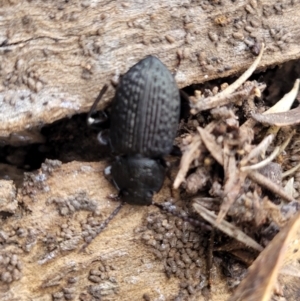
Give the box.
[279,130,295,153]
[282,162,300,178]
[264,79,300,114]
[191,44,265,113]
[79,201,124,252]
[173,122,217,189]
[173,135,202,189]
[248,171,296,203]
[193,201,263,252]
[241,147,280,172]
[260,79,300,136]
[240,134,274,166]
[241,130,295,172]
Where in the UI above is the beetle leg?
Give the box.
[104,165,112,176]
[180,89,191,120]
[104,165,122,194]
[79,201,125,252]
[97,129,110,145]
[153,200,212,231]
[87,84,109,127]
[104,165,115,184]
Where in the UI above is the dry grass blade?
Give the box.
[240,134,274,166]
[241,79,299,138]
[240,135,274,166]
[217,172,247,224]
[252,106,300,126]
[190,43,265,113]
[228,213,300,301]
[193,201,263,252]
[263,79,300,115]
[248,171,296,203]
[197,126,223,165]
[191,83,262,113]
[279,129,295,153]
[240,146,280,172]
[282,162,300,178]
[212,44,264,99]
[241,130,294,172]
[260,78,299,136]
[174,122,217,189]
[217,145,245,224]
[173,135,202,189]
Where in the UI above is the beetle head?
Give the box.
[111,155,166,205]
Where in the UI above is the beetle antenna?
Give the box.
[152,201,212,231]
[79,201,125,252]
[87,84,109,126]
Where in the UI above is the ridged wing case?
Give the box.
[110,56,180,157]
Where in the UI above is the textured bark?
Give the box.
[0,0,300,138]
[0,161,230,301]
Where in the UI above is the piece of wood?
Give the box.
[1,1,300,300]
[0,160,230,301]
[0,0,300,138]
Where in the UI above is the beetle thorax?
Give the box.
[111,155,166,205]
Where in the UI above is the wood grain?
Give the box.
[0,0,300,137]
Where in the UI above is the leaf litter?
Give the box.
[173,43,300,300]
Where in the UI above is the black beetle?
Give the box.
[80,56,210,252]
[89,55,180,205]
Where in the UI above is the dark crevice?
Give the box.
[0,211,14,220]
[1,58,300,186]
[0,113,111,186]
[0,36,66,48]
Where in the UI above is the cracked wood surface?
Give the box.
[1,1,300,300]
[0,161,230,301]
[0,0,300,138]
